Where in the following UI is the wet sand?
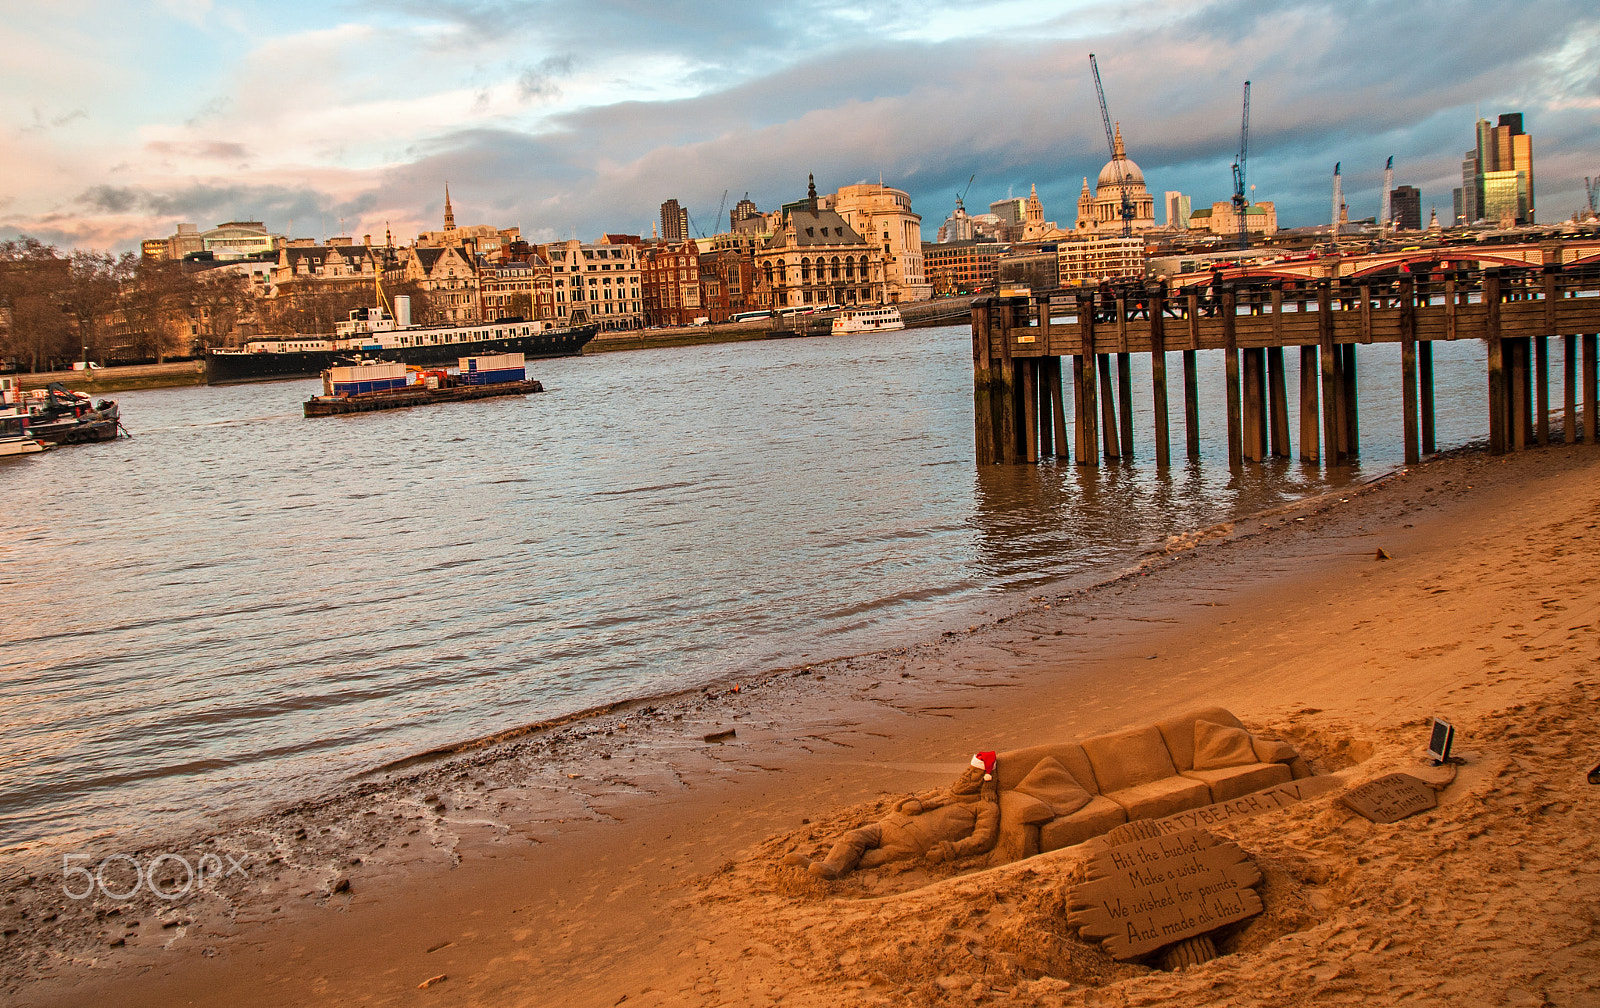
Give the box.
[8,442,1600,1006]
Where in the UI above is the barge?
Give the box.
[303,354,542,417]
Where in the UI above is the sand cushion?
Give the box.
[1080,725,1178,793]
[1012,757,1093,818]
[1192,719,1258,771]
[1183,761,1293,803]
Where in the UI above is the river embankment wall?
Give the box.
[15,295,980,391]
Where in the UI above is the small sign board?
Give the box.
[1428,718,1455,764]
[1067,828,1262,960]
[1015,334,1036,344]
[1340,772,1437,823]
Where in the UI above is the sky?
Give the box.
[1,0,1596,254]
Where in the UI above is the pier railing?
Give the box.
[970,265,1600,467]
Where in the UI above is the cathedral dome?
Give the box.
[1097,156,1144,188]
[1094,124,1145,190]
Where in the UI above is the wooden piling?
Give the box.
[1117,353,1134,459]
[1539,271,1556,445]
[1098,354,1121,460]
[1184,351,1200,461]
[1421,340,1436,454]
[995,299,1019,462]
[1401,277,1420,465]
[1340,343,1359,458]
[1267,347,1289,458]
[1585,332,1599,444]
[1563,333,1577,444]
[972,302,997,465]
[1299,345,1320,464]
[1318,284,1341,466]
[1076,292,1099,465]
[1223,286,1242,467]
[1242,348,1264,463]
[1048,356,1068,459]
[1020,357,1039,463]
[1485,272,1507,456]
[1150,286,1170,468]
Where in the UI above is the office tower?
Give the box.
[1460,113,1535,225]
[660,198,689,243]
[1163,191,1191,229]
[1390,186,1421,231]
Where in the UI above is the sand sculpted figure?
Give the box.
[785,752,1000,879]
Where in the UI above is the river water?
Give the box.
[0,325,1495,858]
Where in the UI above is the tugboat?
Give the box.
[21,383,121,443]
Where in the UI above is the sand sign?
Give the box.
[1339,772,1438,823]
[1068,828,1262,961]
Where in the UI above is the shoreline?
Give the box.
[17,296,980,392]
[7,440,1599,1005]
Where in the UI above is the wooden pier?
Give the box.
[970,263,1600,467]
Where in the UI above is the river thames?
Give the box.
[0,324,1491,858]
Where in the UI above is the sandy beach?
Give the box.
[7,440,1599,1007]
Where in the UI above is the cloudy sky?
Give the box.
[2,0,1595,253]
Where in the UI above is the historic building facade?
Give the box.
[825,182,930,302]
[758,178,885,309]
[539,238,644,330]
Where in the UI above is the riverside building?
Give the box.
[759,176,886,309]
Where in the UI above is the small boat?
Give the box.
[0,411,50,457]
[21,383,120,444]
[830,306,905,335]
[0,376,52,456]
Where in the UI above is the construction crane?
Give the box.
[1587,177,1599,220]
[1231,81,1251,251]
[1380,156,1394,237]
[956,173,975,211]
[714,190,728,236]
[1089,53,1136,237]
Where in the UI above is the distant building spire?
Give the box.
[807,173,818,210]
[1112,123,1126,160]
[444,184,456,231]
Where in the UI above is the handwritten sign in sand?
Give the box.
[1067,828,1262,960]
[1340,772,1437,823]
[1143,775,1341,835]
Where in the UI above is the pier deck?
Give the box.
[971,262,1600,467]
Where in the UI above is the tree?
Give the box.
[59,250,128,364]
[121,258,192,363]
[0,238,74,371]
[190,267,254,347]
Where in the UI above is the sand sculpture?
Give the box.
[785,753,1001,879]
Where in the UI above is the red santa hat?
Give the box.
[970,751,997,780]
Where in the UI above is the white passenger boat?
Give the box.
[830,306,905,335]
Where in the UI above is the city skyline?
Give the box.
[2,0,1596,254]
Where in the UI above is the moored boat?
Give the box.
[207,298,598,386]
[20,383,121,443]
[0,377,51,456]
[830,306,905,335]
[303,353,544,417]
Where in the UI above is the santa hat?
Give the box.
[970,751,997,780]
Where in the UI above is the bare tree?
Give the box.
[59,250,128,364]
[190,268,254,347]
[0,238,74,371]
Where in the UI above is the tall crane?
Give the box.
[1380,156,1394,237]
[1231,81,1251,251]
[956,173,975,211]
[1089,53,1136,237]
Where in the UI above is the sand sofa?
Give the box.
[990,707,1311,862]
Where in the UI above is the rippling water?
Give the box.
[0,325,1495,855]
